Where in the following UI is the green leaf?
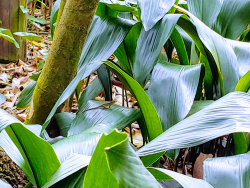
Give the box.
[235,70,250,93]
[78,78,103,110]
[0,93,6,105]
[42,154,91,188]
[30,72,41,81]
[137,92,250,157]
[187,0,222,28]
[50,0,61,39]
[68,100,141,136]
[42,15,135,133]
[170,28,189,65]
[54,112,76,137]
[203,152,250,187]
[149,168,213,188]
[133,14,181,85]
[16,81,36,109]
[105,132,162,188]
[27,15,47,25]
[104,61,162,141]
[240,28,250,42]
[97,64,112,101]
[14,32,43,42]
[0,109,61,187]
[186,100,214,117]
[29,20,44,31]
[212,0,250,40]
[138,0,176,31]
[0,28,20,48]
[20,5,29,13]
[147,61,201,131]
[99,0,136,12]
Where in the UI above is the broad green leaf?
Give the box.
[14,32,43,42]
[78,78,103,110]
[203,152,250,188]
[138,0,176,31]
[68,100,141,136]
[0,28,19,48]
[0,93,6,105]
[133,14,182,85]
[29,21,44,31]
[186,100,214,117]
[54,112,76,137]
[105,132,162,188]
[83,130,126,187]
[16,81,36,109]
[227,40,250,78]
[147,61,201,131]
[50,0,61,39]
[235,70,250,93]
[27,15,47,25]
[30,72,41,81]
[20,5,29,13]
[187,0,222,28]
[177,7,239,95]
[42,15,134,133]
[137,92,250,157]
[42,154,91,188]
[0,109,60,187]
[212,0,250,40]
[104,61,162,141]
[149,168,213,188]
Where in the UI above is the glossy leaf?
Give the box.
[20,5,29,13]
[68,100,141,136]
[42,154,91,188]
[54,112,76,137]
[105,132,162,188]
[14,32,43,42]
[203,151,250,188]
[133,14,182,85]
[42,15,134,133]
[104,61,163,141]
[78,78,103,110]
[147,61,201,131]
[97,64,112,101]
[27,15,47,24]
[149,168,213,188]
[16,81,36,109]
[235,70,250,93]
[137,92,250,157]
[138,0,176,31]
[99,0,136,12]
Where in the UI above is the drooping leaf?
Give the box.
[133,14,182,85]
[212,0,250,40]
[203,151,250,188]
[149,168,213,188]
[27,15,47,25]
[42,154,91,188]
[97,64,112,101]
[138,0,176,31]
[42,15,135,133]
[54,112,76,137]
[68,100,141,136]
[240,28,250,42]
[137,92,250,158]
[99,0,136,12]
[14,32,43,42]
[187,0,222,28]
[104,61,163,141]
[20,5,29,13]
[0,28,19,48]
[16,81,36,109]
[78,78,103,110]
[105,132,162,188]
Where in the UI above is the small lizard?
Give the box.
[83,101,116,112]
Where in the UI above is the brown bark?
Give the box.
[0,0,27,63]
[25,0,99,125]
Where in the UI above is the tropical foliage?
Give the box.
[1,0,250,187]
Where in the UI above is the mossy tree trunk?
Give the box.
[0,0,27,63]
[25,0,99,125]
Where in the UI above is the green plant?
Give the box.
[0,20,19,48]
[1,0,250,187]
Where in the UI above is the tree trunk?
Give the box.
[25,0,99,125]
[0,0,27,63]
